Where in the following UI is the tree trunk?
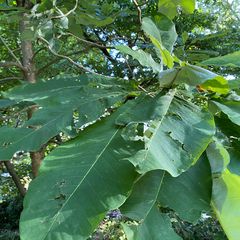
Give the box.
[19,8,45,178]
[4,161,26,197]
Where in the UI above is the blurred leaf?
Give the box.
[201,51,240,68]
[158,0,195,19]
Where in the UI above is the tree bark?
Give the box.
[19,8,45,178]
[3,161,26,197]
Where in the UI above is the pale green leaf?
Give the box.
[116,45,161,73]
[141,17,176,68]
[75,13,114,27]
[158,0,195,19]
[206,139,230,174]
[211,170,240,240]
[159,65,229,94]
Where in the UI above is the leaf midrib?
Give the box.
[41,128,120,240]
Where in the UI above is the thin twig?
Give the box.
[0,35,22,65]
[37,49,88,74]
[138,85,154,97]
[38,37,102,75]
[133,0,142,24]
[67,32,114,49]
[52,0,79,19]
[32,47,45,59]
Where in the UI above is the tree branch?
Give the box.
[0,35,22,65]
[38,37,100,75]
[3,161,26,197]
[37,49,89,75]
[52,0,79,19]
[67,33,114,49]
[0,76,22,83]
[133,0,142,24]
[0,61,27,72]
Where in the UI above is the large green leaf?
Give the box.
[215,115,240,176]
[116,45,161,73]
[141,17,176,68]
[20,109,143,240]
[211,100,240,126]
[116,91,215,176]
[145,14,177,53]
[158,0,195,19]
[159,65,229,94]
[0,109,72,160]
[201,51,240,68]
[121,156,212,239]
[212,170,240,240]
[122,207,181,240]
[207,145,240,240]
[0,74,133,160]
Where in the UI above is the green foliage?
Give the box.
[202,51,240,68]
[0,74,134,160]
[0,0,240,240]
[158,0,195,19]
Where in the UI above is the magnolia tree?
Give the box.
[0,0,240,239]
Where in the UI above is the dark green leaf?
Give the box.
[117,91,215,176]
[20,109,143,240]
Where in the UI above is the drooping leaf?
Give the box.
[212,170,240,240]
[211,100,240,126]
[116,91,215,176]
[206,140,230,175]
[207,146,240,240]
[214,115,240,176]
[121,156,212,239]
[200,77,230,94]
[159,65,229,93]
[141,17,175,68]
[158,0,195,19]
[116,45,161,73]
[158,155,212,222]
[201,51,240,68]
[20,109,143,240]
